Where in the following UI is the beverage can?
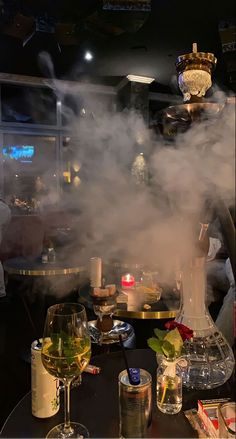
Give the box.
[31,339,60,418]
[119,368,152,438]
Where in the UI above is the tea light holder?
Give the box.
[121,274,135,288]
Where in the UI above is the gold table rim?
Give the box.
[4,265,86,276]
[114,309,178,319]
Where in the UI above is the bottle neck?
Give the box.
[177,256,214,331]
[163,357,179,364]
[182,256,206,311]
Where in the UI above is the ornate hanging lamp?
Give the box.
[161,43,225,131]
[176,42,217,103]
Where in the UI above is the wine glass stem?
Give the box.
[63,379,72,433]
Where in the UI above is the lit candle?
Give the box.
[121,273,135,288]
[192,42,198,53]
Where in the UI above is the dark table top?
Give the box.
[1,349,234,438]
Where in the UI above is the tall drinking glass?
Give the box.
[41,303,91,438]
[218,402,236,438]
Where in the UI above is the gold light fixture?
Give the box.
[73,176,81,187]
[176,42,217,102]
[72,162,80,173]
[126,74,155,84]
[160,43,225,132]
[131,152,148,184]
[103,0,151,11]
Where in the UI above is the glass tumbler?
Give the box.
[119,369,152,438]
[218,402,236,438]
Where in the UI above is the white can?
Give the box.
[31,339,60,418]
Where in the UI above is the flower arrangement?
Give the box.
[147,321,193,359]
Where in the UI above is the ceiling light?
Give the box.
[103,0,151,11]
[84,51,93,61]
[126,75,155,84]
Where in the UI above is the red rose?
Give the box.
[165,320,193,341]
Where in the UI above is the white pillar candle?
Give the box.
[90,257,102,288]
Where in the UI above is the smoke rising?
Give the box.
[5,51,235,296]
[38,51,55,80]
[61,90,235,284]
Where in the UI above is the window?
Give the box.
[2,134,58,209]
[1,85,57,125]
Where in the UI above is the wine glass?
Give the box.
[41,303,91,438]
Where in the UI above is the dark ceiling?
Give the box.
[0,0,235,90]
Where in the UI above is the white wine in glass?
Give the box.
[42,303,91,438]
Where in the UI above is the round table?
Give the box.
[3,257,86,357]
[3,257,86,276]
[79,286,180,320]
[1,349,234,438]
[79,261,180,320]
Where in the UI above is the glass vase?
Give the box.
[156,357,182,415]
[175,256,235,389]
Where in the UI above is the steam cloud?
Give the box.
[40,86,232,293]
[5,52,235,292]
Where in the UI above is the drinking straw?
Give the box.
[119,334,132,384]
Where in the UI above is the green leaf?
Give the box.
[147,337,163,354]
[164,328,183,355]
[48,331,78,366]
[162,340,175,358]
[154,328,167,340]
